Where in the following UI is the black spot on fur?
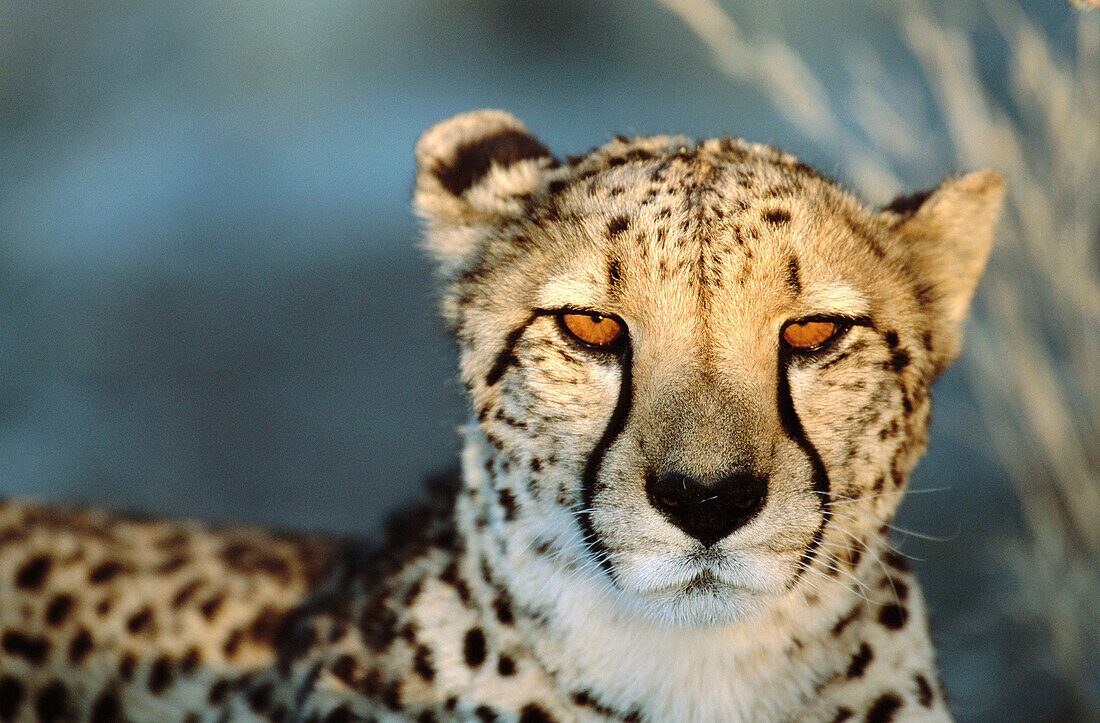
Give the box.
[497,655,516,676]
[1,630,49,666]
[764,208,791,225]
[0,675,25,720]
[878,603,909,630]
[493,593,514,625]
[35,680,71,723]
[572,691,595,708]
[463,627,487,667]
[248,683,273,714]
[44,594,74,627]
[572,690,643,720]
[883,549,911,572]
[147,655,174,694]
[403,580,424,608]
[439,561,471,604]
[208,679,230,705]
[497,487,518,521]
[916,674,934,706]
[887,349,911,371]
[608,259,622,289]
[155,555,187,574]
[200,594,225,620]
[913,282,936,308]
[126,606,155,635]
[331,654,359,688]
[360,596,398,652]
[830,708,853,723]
[607,216,630,236]
[547,179,568,195]
[786,256,801,294]
[519,704,556,723]
[68,628,93,665]
[883,578,910,602]
[248,606,284,646]
[831,605,861,636]
[884,331,899,348]
[90,690,121,723]
[414,645,436,681]
[88,560,129,584]
[434,129,552,197]
[180,647,201,675]
[475,706,498,722]
[223,628,244,657]
[865,692,903,723]
[220,542,290,582]
[381,681,402,713]
[324,705,354,723]
[846,643,874,678]
[171,579,203,608]
[847,542,864,568]
[15,554,52,590]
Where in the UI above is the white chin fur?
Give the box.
[610,550,786,626]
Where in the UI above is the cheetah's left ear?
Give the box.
[885,169,1005,370]
[414,110,558,274]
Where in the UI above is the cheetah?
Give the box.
[0,110,1003,721]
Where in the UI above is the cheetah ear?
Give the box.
[886,169,1004,370]
[414,110,557,271]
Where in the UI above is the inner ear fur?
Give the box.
[886,169,1005,371]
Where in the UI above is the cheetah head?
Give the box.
[414,111,1002,626]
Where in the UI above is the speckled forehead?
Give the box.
[529,141,869,324]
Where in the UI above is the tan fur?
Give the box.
[0,110,1002,721]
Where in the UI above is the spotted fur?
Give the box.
[0,110,1002,721]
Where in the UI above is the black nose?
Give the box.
[645,470,767,546]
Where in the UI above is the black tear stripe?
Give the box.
[776,315,876,582]
[578,339,634,578]
[477,305,633,577]
[777,347,832,587]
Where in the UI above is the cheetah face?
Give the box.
[414,111,1002,626]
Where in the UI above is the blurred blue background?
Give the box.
[0,1,1089,720]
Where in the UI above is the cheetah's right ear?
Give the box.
[414,110,557,272]
[886,169,1005,372]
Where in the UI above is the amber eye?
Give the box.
[782,320,840,350]
[559,312,624,348]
